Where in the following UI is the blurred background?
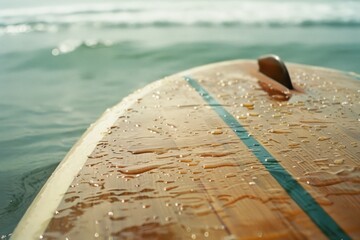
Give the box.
[0,0,359,237]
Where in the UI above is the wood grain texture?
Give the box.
[13,61,360,240]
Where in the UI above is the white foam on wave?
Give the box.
[50,39,114,56]
[0,0,359,34]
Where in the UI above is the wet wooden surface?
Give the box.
[14,61,360,239]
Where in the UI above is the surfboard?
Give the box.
[12,57,360,240]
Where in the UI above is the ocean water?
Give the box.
[0,0,359,237]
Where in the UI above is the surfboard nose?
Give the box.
[258,55,294,90]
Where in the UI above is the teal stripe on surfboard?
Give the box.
[185,76,351,240]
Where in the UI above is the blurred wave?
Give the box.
[1,1,359,34]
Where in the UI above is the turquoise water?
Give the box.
[0,0,360,237]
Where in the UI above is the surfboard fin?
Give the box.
[258,55,294,90]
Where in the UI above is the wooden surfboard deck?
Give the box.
[12,60,360,240]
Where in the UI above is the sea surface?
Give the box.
[0,0,359,237]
